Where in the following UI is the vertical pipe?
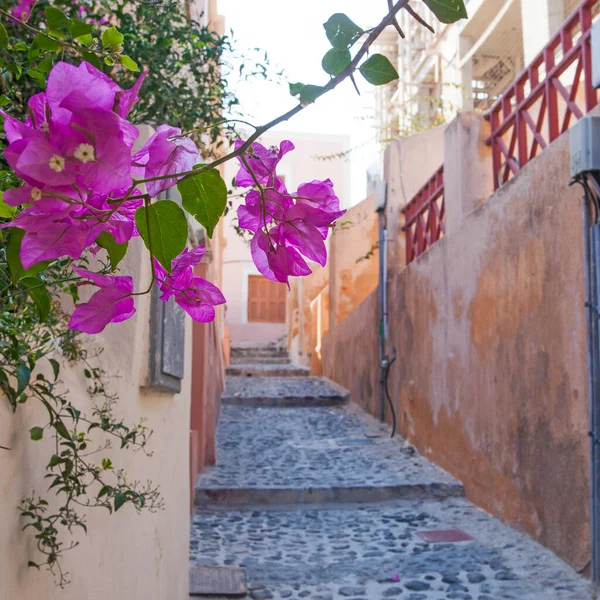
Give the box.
[583,198,597,580]
[592,223,600,582]
[378,210,386,422]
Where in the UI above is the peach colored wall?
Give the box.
[323,110,596,569]
[0,236,192,600]
[329,194,379,327]
[287,125,448,374]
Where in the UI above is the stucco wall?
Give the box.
[323,115,592,568]
[0,235,192,599]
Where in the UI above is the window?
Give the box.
[247,275,286,323]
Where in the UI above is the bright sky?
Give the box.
[217,0,386,205]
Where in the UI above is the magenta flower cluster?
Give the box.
[234,140,345,286]
[11,0,34,19]
[2,60,225,334]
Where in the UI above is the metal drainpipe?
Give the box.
[376,184,389,422]
[586,204,600,582]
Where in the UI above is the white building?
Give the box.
[375,0,588,140]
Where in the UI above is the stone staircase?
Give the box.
[195,343,463,508]
[227,345,310,378]
[190,344,592,600]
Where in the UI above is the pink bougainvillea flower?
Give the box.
[154,246,226,322]
[45,61,145,128]
[132,125,199,197]
[11,0,33,19]
[296,178,342,214]
[1,202,92,268]
[116,70,148,119]
[86,193,143,245]
[237,181,294,233]
[69,268,136,334]
[250,228,311,286]
[3,183,80,206]
[234,140,294,187]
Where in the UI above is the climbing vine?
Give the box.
[0,0,468,587]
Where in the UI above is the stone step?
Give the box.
[229,356,291,365]
[191,497,592,600]
[195,481,464,507]
[194,404,464,508]
[221,377,350,408]
[226,363,310,378]
[230,346,288,360]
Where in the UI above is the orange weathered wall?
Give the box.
[323,112,593,569]
[190,209,226,505]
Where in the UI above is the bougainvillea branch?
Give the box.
[0,0,468,586]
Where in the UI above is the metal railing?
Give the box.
[401,165,445,265]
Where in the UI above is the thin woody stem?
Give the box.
[0,8,106,57]
[134,0,411,188]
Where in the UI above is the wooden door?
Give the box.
[247,275,286,323]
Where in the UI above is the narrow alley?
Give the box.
[190,345,593,600]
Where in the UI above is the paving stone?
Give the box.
[338,587,366,596]
[195,404,463,506]
[222,376,350,407]
[405,581,430,591]
[190,361,593,600]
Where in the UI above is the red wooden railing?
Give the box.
[401,1,600,265]
[488,0,599,188]
[401,165,445,264]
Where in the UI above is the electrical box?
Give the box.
[593,19,600,89]
[571,116,600,178]
[374,182,387,212]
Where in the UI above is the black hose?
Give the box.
[384,348,397,438]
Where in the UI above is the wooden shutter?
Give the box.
[247,275,286,323]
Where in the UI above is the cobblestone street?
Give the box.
[191,347,593,599]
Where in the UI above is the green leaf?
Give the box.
[177,169,226,239]
[81,51,103,70]
[98,485,112,498]
[49,358,60,381]
[29,427,43,441]
[21,276,51,321]
[69,19,93,38]
[101,26,124,49]
[322,48,351,76]
[422,0,468,23]
[0,95,11,107]
[32,34,60,52]
[114,492,126,512]
[289,82,306,97]
[96,232,128,271]
[299,85,326,103]
[77,34,93,46]
[0,23,8,51]
[26,69,47,88]
[53,420,71,441]
[120,55,139,72]
[289,83,325,103]
[45,7,72,31]
[7,229,51,283]
[323,13,363,49]
[16,364,30,395]
[48,454,62,467]
[359,54,399,86]
[0,192,17,218]
[134,201,188,272]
